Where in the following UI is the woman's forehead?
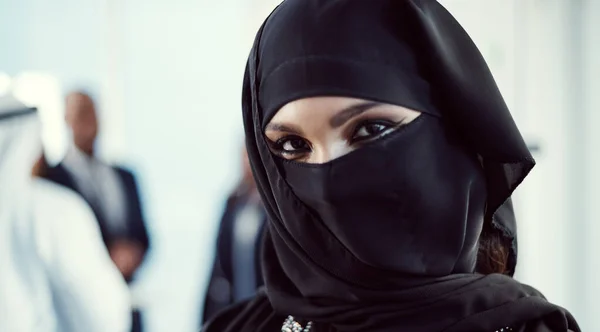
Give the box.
[278,96,369,112]
[269,97,373,127]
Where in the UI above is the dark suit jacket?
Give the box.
[201,193,266,325]
[43,163,150,278]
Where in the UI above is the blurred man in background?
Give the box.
[0,94,131,332]
[201,145,266,325]
[43,91,150,332]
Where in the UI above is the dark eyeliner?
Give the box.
[271,135,310,156]
[349,119,399,143]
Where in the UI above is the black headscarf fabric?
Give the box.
[205,0,580,331]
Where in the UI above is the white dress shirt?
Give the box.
[62,146,129,237]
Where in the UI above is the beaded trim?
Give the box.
[281,316,312,332]
[281,316,513,332]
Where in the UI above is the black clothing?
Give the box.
[205,0,580,331]
[202,192,266,324]
[205,274,578,332]
[43,163,150,280]
[280,115,487,274]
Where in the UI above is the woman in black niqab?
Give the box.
[203,0,580,331]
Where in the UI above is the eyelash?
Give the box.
[270,119,400,159]
[349,119,397,144]
[271,135,311,157]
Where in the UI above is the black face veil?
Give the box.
[235,0,577,331]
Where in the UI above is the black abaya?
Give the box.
[203,0,580,331]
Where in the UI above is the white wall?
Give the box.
[583,0,600,330]
[117,2,250,331]
[0,0,108,164]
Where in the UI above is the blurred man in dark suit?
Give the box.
[43,91,149,332]
[201,146,266,325]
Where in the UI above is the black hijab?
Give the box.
[205,0,580,331]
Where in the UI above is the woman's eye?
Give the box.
[271,136,311,158]
[352,121,394,142]
[281,137,309,152]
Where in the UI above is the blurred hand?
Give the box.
[109,239,144,279]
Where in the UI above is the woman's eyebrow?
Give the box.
[329,102,381,128]
[265,122,302,135]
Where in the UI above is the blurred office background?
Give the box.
[0,0,598,331]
